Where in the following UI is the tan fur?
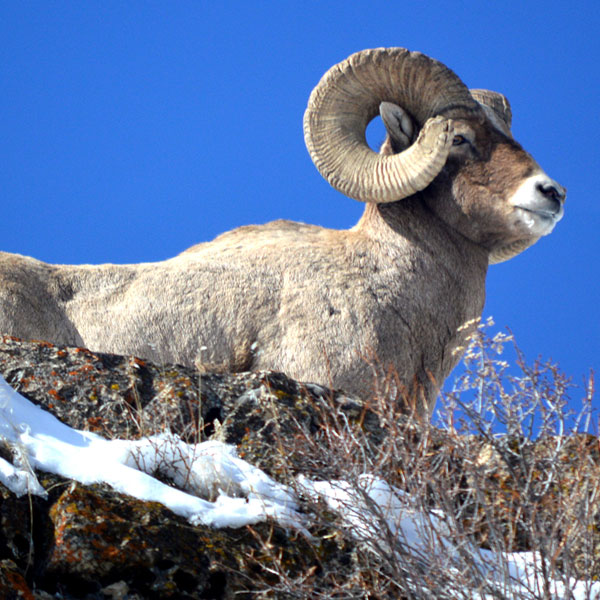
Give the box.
[0,57,563,417]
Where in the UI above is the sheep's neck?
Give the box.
[354,198,489,270]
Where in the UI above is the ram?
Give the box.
[0,48,564,417]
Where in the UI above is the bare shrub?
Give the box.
[238,320,598,599]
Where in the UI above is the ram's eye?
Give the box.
[452,135,468,146]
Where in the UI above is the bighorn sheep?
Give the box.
[0,48,564,416]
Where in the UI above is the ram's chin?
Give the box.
[514,207,561,237]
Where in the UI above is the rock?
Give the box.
[0,559,36,600]
[0,337,361,598]
[0,335,598,596]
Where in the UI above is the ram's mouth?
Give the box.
[513,204,564,237]
[515,205,562,221]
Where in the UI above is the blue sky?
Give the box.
[1,3,598,415]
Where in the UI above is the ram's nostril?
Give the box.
[537,182,565,209]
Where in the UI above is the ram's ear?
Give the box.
[379,101,415,153]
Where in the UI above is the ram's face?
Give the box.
[305,48,566,263]
[425,117,565,254]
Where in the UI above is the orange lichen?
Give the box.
[86,416,107,432]
[3,568,35,600]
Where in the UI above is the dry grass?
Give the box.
[239,320,598,599]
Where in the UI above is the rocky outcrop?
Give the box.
[0,336,598,598]
[0,337,370,598]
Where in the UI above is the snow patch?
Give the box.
[1,375,598,598]
[299,474,600,600]
[0,376,301,529]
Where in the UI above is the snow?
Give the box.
[1,374,598,598]
[0,376,302,529]
[299,474,600,600]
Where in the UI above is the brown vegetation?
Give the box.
[0,326,597,599]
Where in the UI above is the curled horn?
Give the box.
[304,47,482,203]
